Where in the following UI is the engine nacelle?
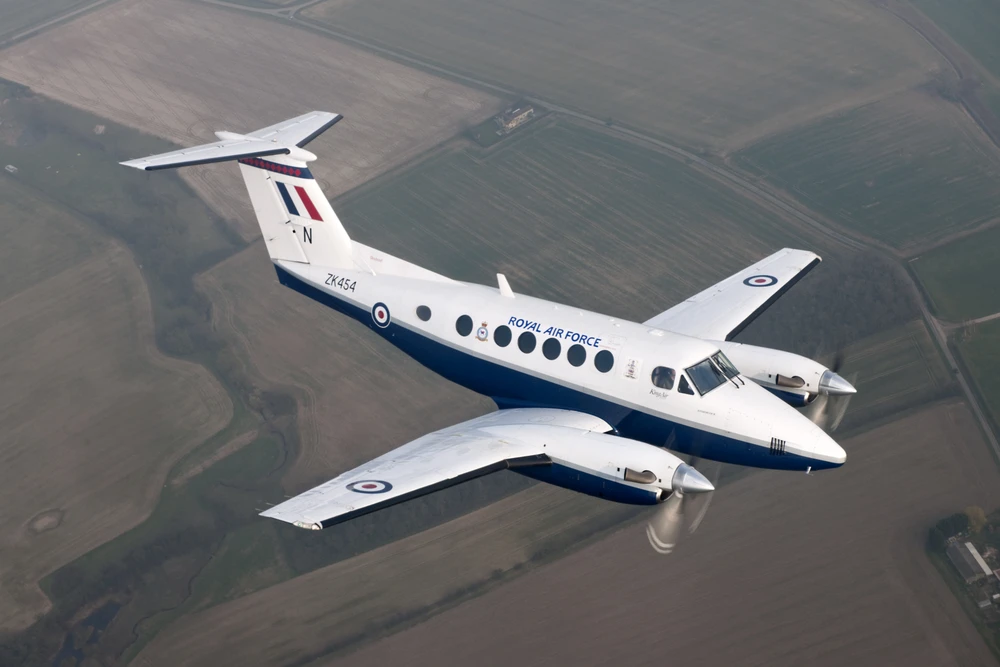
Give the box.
[716,341,854,407]
[507,427,713,505]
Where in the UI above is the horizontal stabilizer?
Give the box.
[120,111,342,171]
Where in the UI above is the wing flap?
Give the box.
[644,248,820,341]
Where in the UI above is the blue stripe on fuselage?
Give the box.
[274,265,838,472]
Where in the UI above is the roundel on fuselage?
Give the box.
[371,302,391,328]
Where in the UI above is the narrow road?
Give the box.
[0,0,119,50]
[200,0,999,458]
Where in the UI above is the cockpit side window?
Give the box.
[686,358,727,395]
[651,366,675,390]
[712,351,740,380]
[678,374,695,395]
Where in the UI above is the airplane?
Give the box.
[122,111,854,553]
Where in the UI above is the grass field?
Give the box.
[0,0,98,45]
[911,224,1000,322]
[337,401,1000,667]
[303,0,940,149]
[134,482,639,665]
[734,89,1000,250]
[338,119,827,319]
[0,240,231,632]
[0,0,500,241]
[958,318,1000,434]
[912,0,1000,82]
[836,319,955,431]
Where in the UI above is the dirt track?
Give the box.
[332,401,1000,667]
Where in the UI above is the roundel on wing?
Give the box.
[372,302,391,328]
[743,274,778,288]
[347,480,393,494]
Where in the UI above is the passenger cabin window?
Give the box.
[567,344,586,367]
[686,358,727,395]
[594,350,614,373]
[494,325,512,347]
[651,366,675,390]
[456,315,473,337]
[518,331,537,353]
[678,375,695,395]
[712,351,740,380]
[542,338,561,360]
[416,306,432,322]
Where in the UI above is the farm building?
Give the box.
[497,104,534,133]
[947,541,993,584]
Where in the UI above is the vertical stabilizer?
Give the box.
[121,111,354,268]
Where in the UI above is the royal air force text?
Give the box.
[508,317,602,347]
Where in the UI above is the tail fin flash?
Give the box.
[121,112,353,267]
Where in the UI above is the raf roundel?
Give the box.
[743,274,778,288]
[371,302,391,328]
[347,480,393,494]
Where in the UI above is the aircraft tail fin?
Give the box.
[121,112,353,267]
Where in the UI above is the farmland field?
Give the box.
[912,0,1000,81]
[911,224,1000,322]
[337,119,828,319]
[303,0,941,148]
[0,0,500,240]
[134,481,638,666]
[958,318,1000,433]
[836,319,955,431]
[337,401,1000,667]
[0,237,230,632]
[734,89,1000,250]
[0,0,97,45]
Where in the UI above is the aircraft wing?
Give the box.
[644,248,821,341]
[261,408,611,530]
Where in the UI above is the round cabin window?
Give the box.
[518,331,536,353]
[456,315,473,337]
[494,325,512,347]
[567,344,586,367]
[594,350,615,373]
[542,338,561,360]
[416,305,432,321]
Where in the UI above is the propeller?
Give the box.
[807,349,858,432]
[646,461,719,555]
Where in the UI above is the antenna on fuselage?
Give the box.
[497,273,514,298]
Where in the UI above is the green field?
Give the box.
[911,224,1000,322]
[913,0,1000,81]
[341,119,826,320]
[958,318,1000,433]
[835,319,956,432]
[303,0,938,147]
[0,0,98,44]
[735,91,1000,250]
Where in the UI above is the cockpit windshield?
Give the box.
[711,351,740,380]
[686,358,728,395]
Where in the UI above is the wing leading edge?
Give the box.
[261,409,612,530]
[644,248,820,341]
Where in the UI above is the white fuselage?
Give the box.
[275,251,846,472]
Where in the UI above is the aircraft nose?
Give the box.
[811,428,847,467]
[819,370,856,396]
